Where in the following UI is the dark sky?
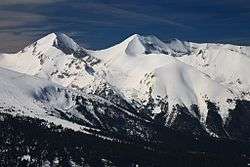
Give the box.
[0,0,250,53]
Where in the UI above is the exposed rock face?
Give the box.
[1,33,250,141]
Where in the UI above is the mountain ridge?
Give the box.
[0,32,250,141]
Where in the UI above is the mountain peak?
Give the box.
[125,34,161,44]
[53,33,81,53]
[123,35,192,56]
[119,34,169,55]
[34,32,58,47]
[126,33,142,41]
[22,33,81,55]
[45,32,81,54]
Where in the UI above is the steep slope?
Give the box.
[0,67,85,131]
[1,33,250,140]
[92,34,191,59]
[149,61,234,121]
[0,67,161,141]
[0,33,100,88]
[176,42,250,100]
[90,35,242,137]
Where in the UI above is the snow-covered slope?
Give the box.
[0,33,100,88]
[91,35,235,117]
[0,67,87,131]
[177,43,250,100]
[1,33,250,139]
[0,67,157,140]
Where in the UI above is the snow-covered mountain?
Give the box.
[0,67,163,142]
[0,33,99,88]
[1,33,250,140]
[177,42,250,100]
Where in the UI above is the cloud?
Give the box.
[75,2,193,29]
[0,32,34,53]
[0,0,62,5]
[0,10,46,29]
[0,4,47,52]
[0,0,249,52]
